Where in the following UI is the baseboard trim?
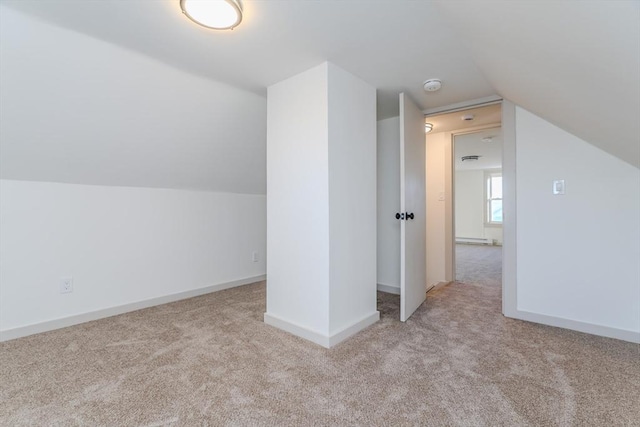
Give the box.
[329,311,380,347]
[508,309,640,344]
[0,275,266,342]
[264,311,380,348]
[377,283,400,295]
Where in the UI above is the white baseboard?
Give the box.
[329,311,380,347]
[0,275,266,342]
[508,309,640,344]
[377,283,400,295]
[264,311,380,348]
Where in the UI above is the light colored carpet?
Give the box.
[456,243,502,287]
[1,277,638,425]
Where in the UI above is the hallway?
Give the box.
[455,243,502,287]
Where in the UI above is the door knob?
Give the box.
[406,212,414,220]
[395,212,405,220]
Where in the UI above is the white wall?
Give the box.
[455,170,485,239]
[425,131,452,286]
[0,180,266,337]
[266,63,330,335]
[327,63,377,334]
[376,117,400,291]
[265,62,378,346]
[514,106,640,337]
[0,6,266,194]
[455,169,503,244]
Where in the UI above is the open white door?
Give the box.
[399,93,427,322]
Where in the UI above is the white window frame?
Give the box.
[485,171,503,226]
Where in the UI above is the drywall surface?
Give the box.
[266,62,378,345]
[425,132,449,286]
[266,63,331,335]
[455,169,503,244]
[376,117,401,290]
[327,63,377,334]
[0,7,266,194]
[455,170,485,238]
[0,180,266,332]
[515,107,640,334]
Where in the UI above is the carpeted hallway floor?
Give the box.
[1,256,639,425]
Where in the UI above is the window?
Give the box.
[486,172,502,225]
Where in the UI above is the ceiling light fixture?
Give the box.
[461,114,475,121]
[425,123,433,133]
[180,0,243,30]
[423,79,442,92]
[461,155,481,162]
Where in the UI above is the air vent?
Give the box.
[461,155,480,161]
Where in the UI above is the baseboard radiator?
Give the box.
[456,237,494,245]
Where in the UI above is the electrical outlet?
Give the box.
[252,252,259,262]
[60,276,73,294]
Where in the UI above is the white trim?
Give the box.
[510,310,640,344]
[0,275,266,342]
[501,100,518,318]
[377,283,400,295]
[329,311,380,347]
[423,95,503,116]
[264,311,380,348]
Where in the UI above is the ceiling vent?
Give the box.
[461,155,481,161]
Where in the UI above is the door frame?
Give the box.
[449,123,504,282]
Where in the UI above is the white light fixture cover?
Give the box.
[425,123,433,133]
[423,79,442,92]
[180,0,243,30]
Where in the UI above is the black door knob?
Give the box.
[395,212,405,220]
[406,212,414,220]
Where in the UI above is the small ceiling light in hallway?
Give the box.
[180,0,243,30]
[423,79,442,92]
[425,123,433,133]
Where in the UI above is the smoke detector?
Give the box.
[423,79,442,92]
[461,114,475,121]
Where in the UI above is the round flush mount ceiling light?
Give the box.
[461,114,475,121]
[425,123,433,133]
[423,79,442,92]
[180,0,243,30]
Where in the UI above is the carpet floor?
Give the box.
[455,243,502,287]
[1,265,639,425]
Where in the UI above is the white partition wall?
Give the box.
[264,62,379,348]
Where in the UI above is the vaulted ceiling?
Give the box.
[1,0,638,194]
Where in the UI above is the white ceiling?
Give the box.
[0,0,496,120]
[427,103,501,134]
[0,0,638,194]
[435,0,640,168]
[454,128,503,171]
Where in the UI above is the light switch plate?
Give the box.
[553,180,565,195]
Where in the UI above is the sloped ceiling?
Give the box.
[435,0,640,168]
[1,1,638,195]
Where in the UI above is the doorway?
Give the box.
[424,103,503,291]
[453,127,503,287]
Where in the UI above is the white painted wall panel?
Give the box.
[515,107,640,333]
[327,63,377,334]
[0,180,266,332]
[376,117,400,290]
[265,64,330,334]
